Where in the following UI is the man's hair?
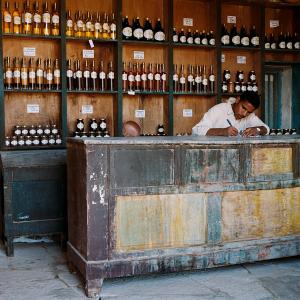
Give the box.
[240,91,260,109]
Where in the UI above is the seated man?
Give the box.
[192,91,269,137]
[122,120,141,137]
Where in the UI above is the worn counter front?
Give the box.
[67,136,300,297]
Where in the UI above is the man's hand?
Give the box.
[225,126,238,136]
[206,127,238,136]
[242,127,260,137]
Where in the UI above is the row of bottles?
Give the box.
[122,62,167,92]
[67,59,114,91]
[173,28,215,46]
[221,24,259,47]
[173,64,215,94]
[122,16,165,41]
[4,56,60,90]
[74,118,110,137]
[140,124,166,136]
[3,1,59,36]
[66,10,116,39]
[269,128,297,135]
[6,123,61,147]
[222,70,258,93]
[265,32,300,50]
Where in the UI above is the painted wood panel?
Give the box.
[222,187,300,242]
[251,147,293,176]
[115,193,207,251]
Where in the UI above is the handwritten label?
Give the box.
[82,49,94,58]
[270,20,279,28]
[135,109,145,118]
[183,109,193,118]
[237,56,246,64]
[23,47,36,57]
[81,105,93,114]
[183,18,193,27]
[27,104,40,113]
[221,54,225,62]
[89,39,94,48]
[133,51,144,60]
[227,16,236,24]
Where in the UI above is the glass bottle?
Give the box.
[195,65,202,93]
[23,0,32,34]
[221,24,230,46]
[187,29,193,44]
[230,24,240,46]
[51,2,59,36]
[127,62,134,91]
[53,58,60,90]
[209,65,215,93]
[122,61,128,92]
[187,64,194,93]
[172,27,178,43]
[122,15,132,40]
[28,57,36,89]
[179,28,186,43]
[107,61,114,91]
[99,60,106,91]
[161,63,167,92]
[4,57,13,90]
[13,2,21,34]
[270,33,276,49]
[194,30,200,45]
[102,13,110,39]
[173,64,179,92]
[133,16,143,40]
[202,65,208,93]
[250,25,259,47]
[36,58,44,90]
[66,59,73,90]
[278,31,286,49]
[75,10,83,37]
[264,34,270,49]
[240,25,249,47]
[75,59,83,91]
[42,1,51,36]
[85,11,93,38]
[147,63,154,91]
[46,58,53,90]
[293,32,300,50]
[3,1,12,33]
[144,18,154,41]
[94,12,102,39]
[154,63,161,92]
[65,10,73,36]
[110,13,116,40]
[91,60,97,91]
[21,57,28,89]
[286,32,293,50]
[83,60,90,90]
[154,18,165,41]
[201,30,208,45]
[33,1,41,35]
[179,64,186,92]
[208,30,215,46]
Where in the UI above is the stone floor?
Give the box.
[0,241,300,300]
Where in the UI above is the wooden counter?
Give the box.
[67,136,300,298]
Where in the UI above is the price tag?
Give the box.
[221,54,225,62]
[135,109,145,118]
[133,51,144,60]
[128,90,136,95]
[183,109,193,118]
[183,18,193,27]
[27,104,40,113]
[227,16,236,24]
[23,47,36,57]
[237,56,246,64]
[89,39,94,48]
[83,49,94,59]
[270,20,279,28]
[81,105,93,114]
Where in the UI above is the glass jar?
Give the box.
[33,135,40,145]
[18,135,25,146]
[48,134,56,145]
[5,136,10,147]
[25,136,32,146]
[41,135,49,145]
[14,125,22,136]
[44,124,51,135]
[21,125,28,135]
[55,134,62,145]
[29,125,36,135]
[11,136,18,147]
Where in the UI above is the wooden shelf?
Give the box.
[173,43,216,49]
[173,92,217,97]
[221,46,261,51]
[2,33,61,40]
[4,89,62,93]
[67,91,118,94]
[122,40,169,45]
[265,49,300,54]
[66,37,118,44]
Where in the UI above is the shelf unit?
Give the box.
[0,0,299,149]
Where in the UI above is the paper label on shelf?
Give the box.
[183,18,193,27]
[27,104,40,113]
[81,105,93,114]
[133,51,144,60]
[270,20,279,28]
[88,40,94,48]
[128,90,135,95]
[237,56,246,64]
[135,109,145,118]
[83,49,94,58]
[227,16,236,24]
[23,47,36,57]
[221,54,225,62]
[183,109,193,118]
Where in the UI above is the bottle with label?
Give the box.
[248,70,256,82]
[208,30,215,46]
[75,11,84,37]
[223,69,231,82]
[270,33,276,49]
[221,24,230,46]
[144,18,154,41]
[278,31,286,49]
[110,13,116,40]
[28,57,36,89]
[157,124,165,136]
[250,25,259,47]
[202,65,208,93]
[13,57,21,90]
[230,24,240,46]
[23,0,32,34]
[133,16,143,40]
[4,57,13,90]
[91,60,97,90]
[46,58,53,90]
[3,1,12,33]
[173,64,179,92]
[264,34,270,49]
[179,28,186,43]
[84,11,93,38]
[13,2,21,34]
[236,70,244,82]
[127,62,134,91]
[141,62,147,91]
[161,63,167,92]
[187,64,194,93]
[53,58,60,90]
[147,63,154,91]
[240,26,249,47]
[99,60,106,91]
[89,118,98,132]
[102,13,110,39]
[209,65,215,93]
[66,9,73,36]
[107,61,114,91]
[36,58,44,90]
[222,81,228,93]
[51,2,59,36]
[99,118,107,132]
[172,27,178,43]
[286,32,293,50]
[75,59,82,90]
[179,64,186,92]
[201,30,208,46]
[94,12,102,39]
[187,29,193,44]
[83,60,90,91]
[122,15,132,40]
[154,63,161,92]
[66,59,73,90]
[42,1,51,36]
[154,18,165,41]
[195,65,202,93]
[194,30,200,45]
[21,57,28,90]
[76,119,84,133]
[33,1,41,35]
[133,62,140,91]
[122,62,128,91]
[293,32,299,49]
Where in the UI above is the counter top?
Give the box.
[67,135,300,146]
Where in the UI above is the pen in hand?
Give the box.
[226,119,233,127]
[226,119,238,136]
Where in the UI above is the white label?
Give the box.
[270,20,279,28]
[154,31,165,41]
[27,104,40,113]
[89,40,95,48]
[221,54,225,62]
[237,56,246,64]
[135,109,145,118]
[99,71,106,79]
[227,16,236,24]
[128,90,135,95]
[42,12,51,23]
[54,69,60,78]
[82,105,93,114]
[52,15,59,24]
[83,49,94,59]
[14,16,21,25]
[133,51,144,60]
[23,47,36,57]
[183,18,193,27]
[183,109,193,118]
[84,70,90,78]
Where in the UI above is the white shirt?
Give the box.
[192,102,270,136]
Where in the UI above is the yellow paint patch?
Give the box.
[251,147,293,176]
[115,194,207,251]
[222,187,300,242]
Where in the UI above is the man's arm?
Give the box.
[243,114,270,136]
[207,127,238,136]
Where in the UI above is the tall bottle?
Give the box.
[3,1,12,33]
[66,10,73,37]
[172,27,178,43]
[209,65,215,93]
[94,12,102,39]
[66,59,73,90]
[141,62,147,91]
[21,57,28,89]
[91,60,97,90]
[201,30,208,46]
[133,16,143,40]
[36,58,44,90]
[75,59,82,90]
[154,18,165,41]
[33,1,42,35]
[110,13,117,40]
[179,64,186,92]
[84,11,93,38]
[99,60,106,91]
[23,0,33,34]
[147,63,154,91]
[179,28,186,43]
[230,24,240,46]
[286,32,293,50]
[122,15,132,40]
[127,62,134,91]
[42,1,51,36]
[202,65,208,93]
[53,58,60,90]
[4,57,13,89]
[51,2,60,36]
[133,62,140,91]
[154,63,161,92]
[28,57,36,89]
[13,2,21,34]
[221,24,230,46]
[144,18,154,41]
[195,65,202,93]
[240,25,249,47]
[187,29,193,44]
[46,58,53,90]
[278,31,286,49]
[102,13,110,39]
[122,62,128,92]
[161,63,167,92]
[208,30,215,46]
[250,25,259,47]
[107,61,114,91]
[83,60,90,90]
[13,57,21,89]
[293,33,300,50]
[194,30,200,45]
[187,65,194,93]
[173,64,179,92]
[75,11,84,37]
[270,33,276,49]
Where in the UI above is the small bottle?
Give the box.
[99,118,107,131]
[83,60,90,91]
[94,12,102,39]
[221,24,230,46]
[222,81,228,93]
[286,32,293,50]
[53,58,60,90]
[127,62,134,91]
[172,27,178,43]
[173,64,179,92]
[201,30,208,45]
[270,33,276,49]
[278,32,286,49]
[51,2,60,36]
[154,63,161,92]
[13,2,21,34]
[202,65,208,93]
[75,11,84,37]
[144,18,154,41]
[46,58,53,90]
[4,57,13,90]
[11,136,18,147]
[55,134,62,145]
[28,57,36,90]
[89,118,98,132]
[161,64,167,92]
[76,119,84,132]
[194,30,200,45]
[264,34,270,49]
[99,60,106,91]
[66,10,73,36]
[3,1,12,34]
[23,0,33,34]
[179,64,186,92]
[122,15,132,40]
[5,136,11,147]
[236,70,244,82]
[21,125,29,135]
[133,16,143,40]
[208,30,215,46]
[249,70,256,82]
[230,24,240,46]
[13,57,21,89]
[195,65,202,93]
[250,25,259,47]
[101,13,110,39]
[42,1,51,36]
[187,64,194,93]
[36,58,44,90]
[33,1,42,35]
[179,28,186,43]
[75,60,83,91]
[44,124,51,135]
[110,13,116,40]
[223,69,231,82]
[29,125,37,135]
[240,25,249,47]
[21,57,29,90]
[157,124,165,136]
[293,33,300,50]
[66,59,73,91]
[41,135,48,145]
[187,29,193,44]
[25,136,33,146]
[209,65,215,93]
[91,60,97,90]
[154,18,165,41]
[147,63,154,91]
[234,81,241,93]
[36,124,43,135]
[48,134,55,145]
[84,11,93,38]
[51,124,58,135]
[122,62,128,92]
[18,135,25,146]
[141,62,147,91]
[107,61,114,92]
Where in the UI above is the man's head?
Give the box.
[232,91,260,120]
[122,121,141,137]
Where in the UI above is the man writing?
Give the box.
[192,91,269,136]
